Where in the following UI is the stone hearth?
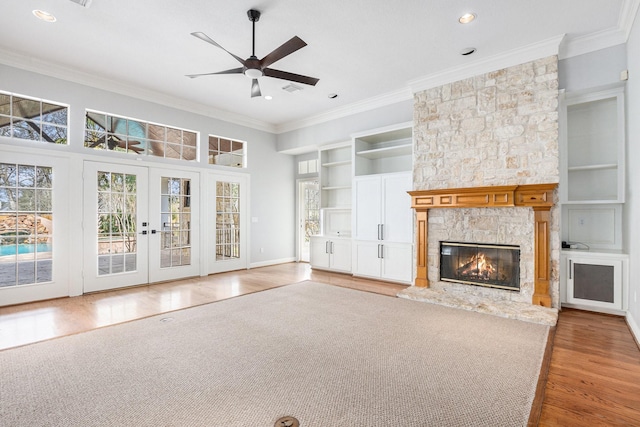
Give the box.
[398,286,558,325]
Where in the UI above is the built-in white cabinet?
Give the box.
[560,250,628,314]
[353,241,413,283]
[353,171,413,284]
[561,86,625,204]
[309,236,352,273]
[310,122,414,283]
[353,172,413,243]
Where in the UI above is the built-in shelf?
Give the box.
[321,186,351,191]
[355,143,413,160]
[322,160,351,168]
[567,163,617,172]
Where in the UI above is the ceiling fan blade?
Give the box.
[190,32,246,65]
[251,79,262,98]
[260,36,307,68]
[186,68,244,79]
[263,68,319,86]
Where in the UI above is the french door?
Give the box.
[208,172,248,274]
[83,162,199,292]
[0,152,69,306]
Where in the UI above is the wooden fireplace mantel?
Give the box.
[408,183,558,307]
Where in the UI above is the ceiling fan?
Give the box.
[187,9,319,98]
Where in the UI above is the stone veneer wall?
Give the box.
[413,55,560,308]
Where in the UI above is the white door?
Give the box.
[381,242,413,283]
[352,240,381,278]
[83,162,149,292]
[309,236,330,269]
[148,169,200,283]
[0,153,70,306]
[208,172,248,274]
[354,176,381,240]
[328,239,352,272]
[298,179,320,262]
[83,162,200,292]
[382,172,412,243]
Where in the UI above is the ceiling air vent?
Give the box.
[282,83,303,93]
[69,0,93,7]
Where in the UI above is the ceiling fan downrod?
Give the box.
[247,9,260,58]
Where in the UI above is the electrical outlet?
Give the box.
[578,217,585,226]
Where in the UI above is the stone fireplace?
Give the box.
[399,54,561,321]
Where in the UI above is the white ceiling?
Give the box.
[0,0,637,133]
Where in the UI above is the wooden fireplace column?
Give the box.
[408,183,558,307]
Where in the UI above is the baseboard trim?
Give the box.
[249,257,297,269]
[626,311,640,350]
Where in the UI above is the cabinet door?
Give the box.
[354,176,381,240]
[329,239,352,272]
[382,173,412,243]
[567,257,622,310]
[380,243,413,283]
[353,240,381,277]
[309,237,330,269]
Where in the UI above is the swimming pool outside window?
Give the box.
[0,162,53,287]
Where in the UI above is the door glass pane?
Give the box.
[303,180,320,242]
[0,162,53,287]
[97,171,137,275]
[160,177,191,268]
[216,181,240,260]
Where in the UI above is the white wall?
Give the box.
[559,44,627,92]
[0,63,295,269]
[626,13,640,339]
[276,99,413,154]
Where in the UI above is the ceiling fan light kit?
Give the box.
[187,9,319,98]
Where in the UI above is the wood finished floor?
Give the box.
[1,262,639,426]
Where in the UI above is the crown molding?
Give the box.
[560,0,639,58]
[408,34,565,95]
[0,48,276,133]
[275,87,413,134]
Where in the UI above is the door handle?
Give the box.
[330,241,334,254]
[378,244,384,259]
[377,224,381,240]
[569,259,572,280]
[325,241,329,254]
[380,224,384,240]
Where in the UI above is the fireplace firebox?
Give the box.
[440,242,520,291]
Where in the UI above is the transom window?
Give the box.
[84,110,198,161]
[209,135,245,168]
[0,91,68,144]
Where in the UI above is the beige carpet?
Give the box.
[0,281,549,426]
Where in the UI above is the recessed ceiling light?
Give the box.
[32,9,57,22]
[264,95,273,100]
[459,13,476,24]
[460,47,476,56]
